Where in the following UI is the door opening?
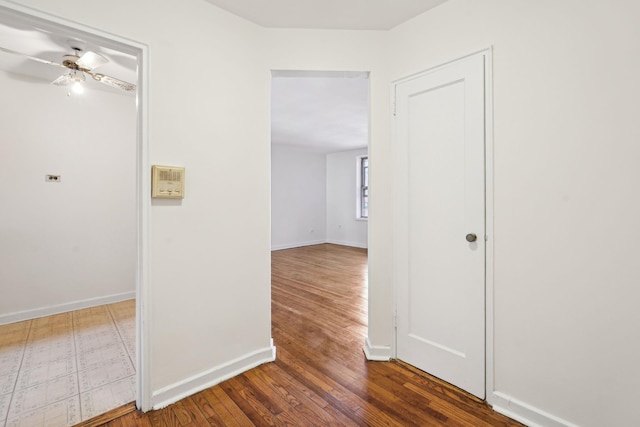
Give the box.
[270,70,370,252]
[269,69,371,359]
[0,1,150,416]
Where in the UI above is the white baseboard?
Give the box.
[271,239,368,251]
[326,239,368,249]
[271,240,327,251]
[151,340,277,409]
[363,337,391,361]
[0,291,136,325]
[491,391,579,427]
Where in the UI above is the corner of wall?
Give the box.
[363,336,391,361]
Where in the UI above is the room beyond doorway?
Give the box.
[270,70,370,252]
[0,1,149,414]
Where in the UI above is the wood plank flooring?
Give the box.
[101,244,522,426]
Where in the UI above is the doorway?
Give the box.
[270,70,371,365]
[0,2,149,421]
[270,70,370,251]
[392,51,492,399]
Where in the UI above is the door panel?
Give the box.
[394,53,486,398]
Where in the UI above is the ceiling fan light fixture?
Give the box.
[71,80,84,94]
[72,70,85,83]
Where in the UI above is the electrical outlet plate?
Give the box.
[151,165,185,199]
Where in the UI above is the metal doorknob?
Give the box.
[466,233,477,242]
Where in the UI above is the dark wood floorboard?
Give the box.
[97,244,522,426]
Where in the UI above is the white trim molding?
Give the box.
[134,33,151,414]
[326,239,368,249]
[271,240,327,251]
[483,46,496,409]
[272,240,368,251]
[0,291,136,325]
[151,342,277,410]
[363,337,391,361]
[491,391,580,427]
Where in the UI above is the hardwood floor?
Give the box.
[101,244,521,426]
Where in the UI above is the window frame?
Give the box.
[357,155,369,220]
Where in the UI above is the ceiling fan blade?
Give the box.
[90,72,136,92]
[52,71,84,86]
[51,73,73,86]
[76,51,108,70]
[0,45,66,69]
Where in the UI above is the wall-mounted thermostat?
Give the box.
[151,165,185,199]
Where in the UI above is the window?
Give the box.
[359,156,368,219]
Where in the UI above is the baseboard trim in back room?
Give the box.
[271,240,367,251]
[271,240,327,251]
[0,291,136,325]
[326,239,368,249]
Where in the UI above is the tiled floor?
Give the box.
[0,300,136,427]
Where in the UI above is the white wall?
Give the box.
[0,72,136,323]
[271,145,326,250]
[387,1,640,425]
[326,148,368,248]
[271,146,368,250]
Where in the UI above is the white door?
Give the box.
[393,53,486,398]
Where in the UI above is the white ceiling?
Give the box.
[0,1,446,152]
[222,1,450,153]
[205,0,448,30]
[272,71,369,154]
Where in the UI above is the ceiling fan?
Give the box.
[0,44,136,93]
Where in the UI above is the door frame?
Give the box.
[0,1,152,410]
[391,48,494,400]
